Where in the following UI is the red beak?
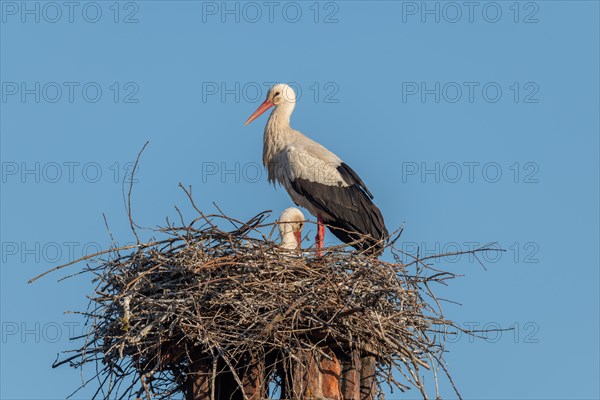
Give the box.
[294,231,302,248]
[244,99,274,126]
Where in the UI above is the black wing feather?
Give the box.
[290,176,388,254]
[337,162,374,199]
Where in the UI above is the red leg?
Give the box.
[315,215,325,257]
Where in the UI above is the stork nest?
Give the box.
[40,190,497,400]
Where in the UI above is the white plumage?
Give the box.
[246,83,387,255]
[277,207,305,250]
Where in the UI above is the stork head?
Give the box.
[278,207,305,250]
[244,83,296,126]
[268,83,296,105]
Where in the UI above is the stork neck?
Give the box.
[263,103,295,167]
[266,102,294,132]
[280,229,298,250]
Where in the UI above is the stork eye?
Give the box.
[274,91,280,96]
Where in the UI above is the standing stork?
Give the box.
[245,83,388,255]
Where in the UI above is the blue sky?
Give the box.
[1,1,599,399]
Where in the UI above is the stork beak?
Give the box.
[294,231,302,248]
[244,99,274,126]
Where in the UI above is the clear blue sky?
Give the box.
[1,1,598,399]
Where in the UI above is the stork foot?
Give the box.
[315,215,325,257]
[315,234,322,257]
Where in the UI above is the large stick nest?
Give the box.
[43,188,496,400]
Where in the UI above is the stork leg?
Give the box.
[315,215,325,257]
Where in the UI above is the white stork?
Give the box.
[278,207,305,250]
[245,83,388,255]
